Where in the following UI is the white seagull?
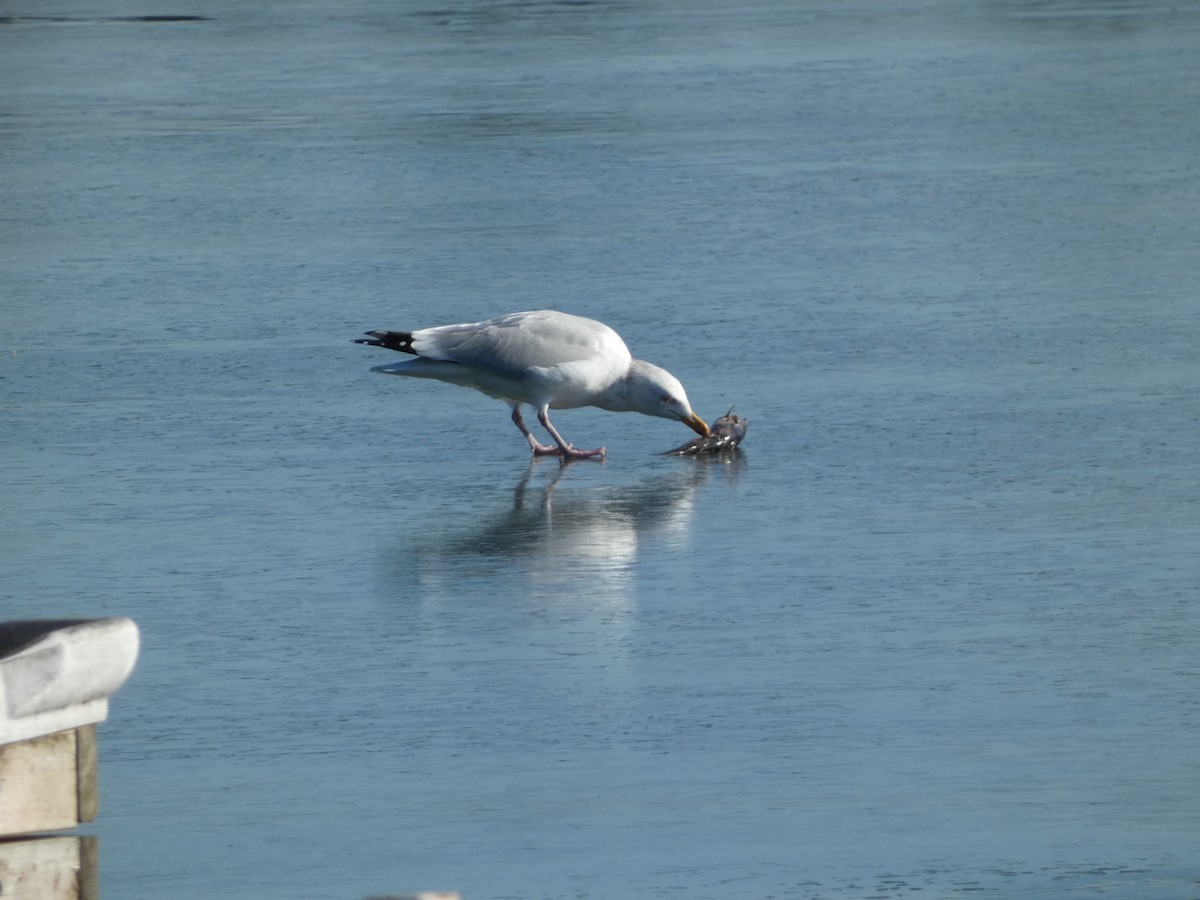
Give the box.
[355,309,709,460]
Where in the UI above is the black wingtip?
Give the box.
[352,330,416,354]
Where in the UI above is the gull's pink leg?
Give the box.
[537,405,605,460]
[512,406,561,456]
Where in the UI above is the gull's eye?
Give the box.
[662,395,677,406]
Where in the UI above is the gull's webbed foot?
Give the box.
[559,444,606,461]
[530,442,606,461]
[531,406,605,461]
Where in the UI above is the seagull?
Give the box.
[354,309,709,460]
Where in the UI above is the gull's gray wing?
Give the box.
[411,310,629,379]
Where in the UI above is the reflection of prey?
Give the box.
[412,455,745,598]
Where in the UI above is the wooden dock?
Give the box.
[1,618,139,899]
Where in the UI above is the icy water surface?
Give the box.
[3,0,1200,897]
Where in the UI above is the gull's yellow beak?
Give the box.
[684,411,709,436]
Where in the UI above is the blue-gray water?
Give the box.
[3,1,1199,898]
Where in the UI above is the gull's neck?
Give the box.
[592,358,653,412]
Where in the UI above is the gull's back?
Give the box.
[412,310,632,381]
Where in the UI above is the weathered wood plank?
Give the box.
[77,834,98,900]
[74,727,97,825]
[0,729,93,836]
[0,834,97,900]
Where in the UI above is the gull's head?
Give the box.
[618,360,709,436]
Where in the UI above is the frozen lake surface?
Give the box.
[3,1,1199,897]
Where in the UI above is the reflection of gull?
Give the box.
[447,463,691,586]
[403,459,742,602]
[354,310,709,459]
